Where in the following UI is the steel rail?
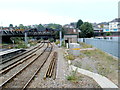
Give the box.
[0,42,45,74]
[0,42,50,88]
[1,41,43,64]
[22,42,53,90]
[0,42,44,71]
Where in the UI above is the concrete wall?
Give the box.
[78,38,119,58]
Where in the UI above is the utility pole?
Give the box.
[59,29,62,47]
[25,32,28,45]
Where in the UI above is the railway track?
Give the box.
[0,42,53,89]
[1,41,42,64]
[0,41,44,72]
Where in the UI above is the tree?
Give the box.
[37,24,45,31]
[100,24,104,29]
[9,24,13,27]
[55,28,66,39]
[106,32,112,36]
[80,22,94,38]
[19,24,24,29]
[45,23,62,30]
[76,19,83,29]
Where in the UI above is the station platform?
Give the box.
[0,49,22,56]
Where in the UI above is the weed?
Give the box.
[73,61,82,68]
[62,41,65,47]
[85,65,93,72]
[80,43,118,79]
[55,40,60,45]
[79,54,85,59]
[80,42,93,48]
[97,64,111,76]
[66,69,78,82]
[65,54,75,60]
[15,44,27,49]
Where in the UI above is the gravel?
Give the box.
[28,47,101,88]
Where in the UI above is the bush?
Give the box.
[65,54,75,60]
[15,44,27,49]
[49,38,54,42]
[55,40,60,45]
[62,41,65,47]
[106,32,112,36]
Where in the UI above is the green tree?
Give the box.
[9,24,13,27]
[80,22,94,38]
[19,24,24,29]
[37,24,45,31]
[45,23,62,30]
[100,24,104,29]
[106,32,112,36]
[76,19,83,29]
[54,27,66,39]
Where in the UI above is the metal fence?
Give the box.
[78,38,119,58]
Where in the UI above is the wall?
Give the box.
[78,38,119,58]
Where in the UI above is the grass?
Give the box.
[66,69,78,82]
[65,54,75,60]
[72,61,82,68]
[80,42,93,48]
[29,41,37,46]
[55,40,60,45]
[85,65,93,72]
[79,54,85,59]
[80,43,118,83]
[81,49,117,62]
[15,44,27,49]
[97,63,111,76]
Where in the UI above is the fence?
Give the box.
[78,38,119,58]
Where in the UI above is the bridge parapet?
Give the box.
[0,30,55,36]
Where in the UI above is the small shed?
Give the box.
[64,34,78,44]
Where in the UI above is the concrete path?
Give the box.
[56,48,67,79]
[70,64,118,88]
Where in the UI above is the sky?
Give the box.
[0,0,119,26]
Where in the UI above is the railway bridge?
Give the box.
[0,29,58,42]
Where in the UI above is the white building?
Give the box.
[109,18,120,32]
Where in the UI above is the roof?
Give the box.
[110,18,120,22]
[93,27,102,30]
[98,22,109,25]
[64,34,78,35]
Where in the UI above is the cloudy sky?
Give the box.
[0,0,119,26]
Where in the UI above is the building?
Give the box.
[93,18,120,32]
[63,24,79,34]
[97,22,109,32]
[64,34,78,43]
[92,23,103,32]
[63,24,78,44]
[109,18,120,32]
